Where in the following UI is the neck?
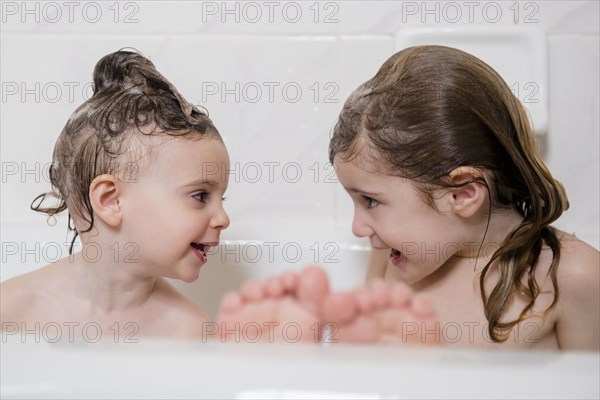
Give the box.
[466,207,524,266]
[68,251,158,314]
[411,207,524,291]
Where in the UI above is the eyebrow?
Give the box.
[346,187,382,197]
[182,178,222,188]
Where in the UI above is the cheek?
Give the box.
[122,196,175,237]
[380,208,443,245]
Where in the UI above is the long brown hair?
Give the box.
[329,45,569,342]
[32,50,220,252]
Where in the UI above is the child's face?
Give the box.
[334,156,460,285]
[117,137,230,282]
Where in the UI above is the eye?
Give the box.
[193,192,208,203]
[362,195,379,209]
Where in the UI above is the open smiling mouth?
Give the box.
[389,248,408,266]
[190,243,209,263]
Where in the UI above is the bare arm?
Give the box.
[0,277,26,327]
[555,239,600,351]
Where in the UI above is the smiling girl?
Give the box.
[326,45,599,350]
[1,50,230,339]
[216,45,599,351]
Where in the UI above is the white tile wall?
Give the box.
[546,34,599,245]
[1,1,598,282]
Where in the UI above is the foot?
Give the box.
[322,279,440,345]
[215,266,330,343]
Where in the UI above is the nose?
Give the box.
[211,204,230,231]
[351,208,373,238]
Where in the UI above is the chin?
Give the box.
[178,269,201,283]
[392,264,429,285]
[403,266,440,286]
[404,276,424,285]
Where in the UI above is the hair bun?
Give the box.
[92,50,164,96]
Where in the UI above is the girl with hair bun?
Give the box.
[1,50,230,339]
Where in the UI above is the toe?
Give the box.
[390,283,412,307]
[281,271,299,292]
[240,281,264,301]
[355,288,374,313]
[218,291,242,313]
[369,280,391,309]
[322,292,357,324]
[297,265,330,313]
[412,294,435,318]
[265,277,284,297]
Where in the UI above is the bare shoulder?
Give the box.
[0,264,59,324]
[556,231,599,282]
[553,231,599,351]
[151,279,209,338]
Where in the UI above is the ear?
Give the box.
[447,167,487,218]
[89,174,122,227]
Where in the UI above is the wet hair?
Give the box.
[329,45,569,342]
[32,50,221,252]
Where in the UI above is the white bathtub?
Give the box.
[2,222,599,399]
[1,337,599,399]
